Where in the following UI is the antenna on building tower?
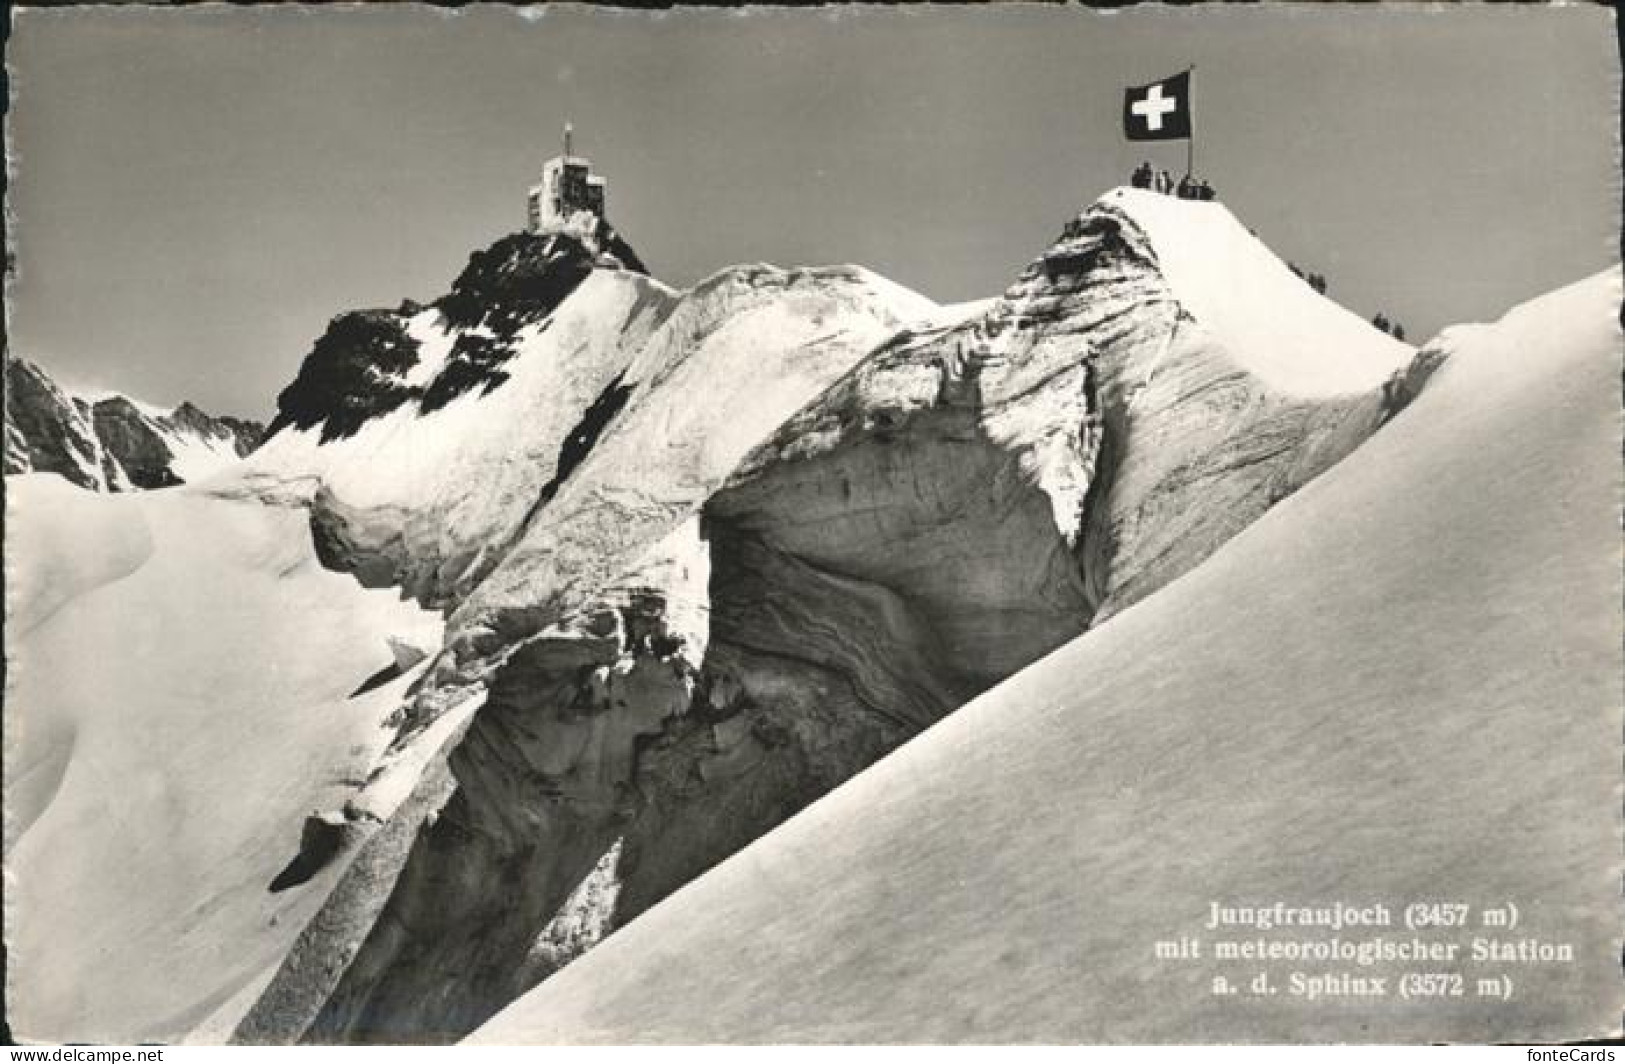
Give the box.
[564,121,573,160]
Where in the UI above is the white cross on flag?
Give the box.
[1124,70,1192,141]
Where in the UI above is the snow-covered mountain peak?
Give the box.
[265,222,649,445]
[74,387,174,421]
[1088,186,1413,397]
[4,357,263,491]
[84,392,262,488]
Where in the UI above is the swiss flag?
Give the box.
[1124,71,1192,141]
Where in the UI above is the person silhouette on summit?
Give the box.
[1131,162,1153,189]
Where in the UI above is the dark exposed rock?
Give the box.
[1380,343,1449,421]
[535,371,635,505]
[267,311,423,442]
[303,569,703,1044]
[417,333,515,416]
[92,398,186,490]
[267,222,646,439]
[434,233,598,336]
[436,215,647,339]
[5,423,33,475]
[170,402,265,457]
[387,636,431,674]
[4,358,105,489]
[419,231,620,414]
[269,812,353,893]
[90,396,263,489]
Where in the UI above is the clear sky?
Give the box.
[7,3,1618,419]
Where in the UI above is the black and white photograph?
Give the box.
[2,1,1621,1047]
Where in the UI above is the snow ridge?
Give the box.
[1100,187,1413,396]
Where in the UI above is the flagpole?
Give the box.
[1185,63,1196,179]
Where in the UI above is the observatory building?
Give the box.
[527,123,607,233]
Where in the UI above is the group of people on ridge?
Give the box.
[1127,162,1405,340]
[1130,162,1215,201]
[1287,262,1408,340]
[1287,261,1329,295]
[1370,312,1407,342]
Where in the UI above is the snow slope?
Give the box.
[231,273,681,607]
[471,269,1622,1044]
[1099,187,1412,396]
[150,418,250,483]
[4,481,441,1044]
[5,475,154,639]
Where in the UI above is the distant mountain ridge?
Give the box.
[4,356,264,491]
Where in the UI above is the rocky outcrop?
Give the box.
[169,402,263,458]
[239,222,668,613]
[231,190,1436,1045]
[266,310,427,442]
[91,396,262,489]
[435,219,644,334]
[5,356,263,491]
[4,358,107,489]
[92,397,187,489]
[247,271,681,610]
[699,187,1419,742]
[301,524,708,1043]
[386,635,430,674]
[266,220,645,443]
